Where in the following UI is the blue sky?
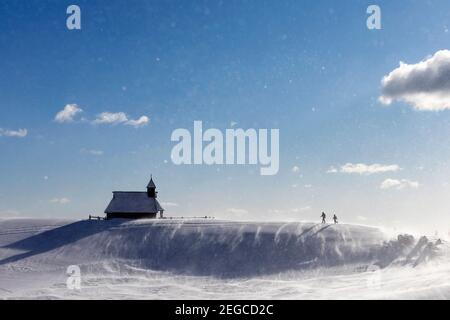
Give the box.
[1,0,450,235]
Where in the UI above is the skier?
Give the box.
[333,214,338,224]
[321,212,326,224]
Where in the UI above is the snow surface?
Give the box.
[0,218,448,299]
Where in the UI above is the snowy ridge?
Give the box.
[0,219,443,277]
[0,219,448,299]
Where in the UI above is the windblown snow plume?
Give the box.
[0,219,448,299]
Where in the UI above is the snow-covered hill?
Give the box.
[0,218,448,299]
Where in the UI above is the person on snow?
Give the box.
[321,212,326,224]
[333,214,338,224]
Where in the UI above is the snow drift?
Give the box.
[1,219,448,299]
[0,219,443,277]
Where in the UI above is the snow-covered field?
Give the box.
[0,218,448,299]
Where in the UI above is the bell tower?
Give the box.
[147,175,157,198]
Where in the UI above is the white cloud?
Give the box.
[55,104,150,129]
[80,148,103,156]
[55,104,83,123]
[329,163,401,175]
[54,105,149,128]
[327,166,338,173]
[0,128,27,138]
[380,178,419,190]
[292,165,300,173]
[50,197,71,204]
[290,206,312,213]
[93,112,128,125]
[125,115,149,128]
[380,50,450,111]
[93,112,149,128]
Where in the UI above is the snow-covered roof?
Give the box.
[105,192,164,214]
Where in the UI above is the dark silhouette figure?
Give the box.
[333,214,338,224]
[321,212,326,224]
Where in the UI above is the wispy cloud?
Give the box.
[54,105,149,129]
[380,50,450,111]
[291,165,300,173]
[290,206,312,213]
[125,115,149,128]
[93,112,149,127]
[327,167,338,173]
[380,178,419,190]
[80,148,104,156]
[0,128,27,138]
[55,104,83,123]
[93,112,128,125]
[50,197,71,204]
[328,163,401,175]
